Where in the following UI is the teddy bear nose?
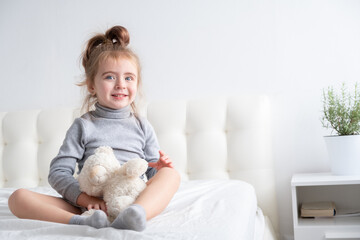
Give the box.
[89,165,108,185]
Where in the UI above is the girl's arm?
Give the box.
[48,118,86,206]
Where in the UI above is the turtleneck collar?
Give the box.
[92,102,132,119]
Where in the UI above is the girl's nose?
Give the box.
[115,79,125,89]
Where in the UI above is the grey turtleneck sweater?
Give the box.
[48,103,159,205]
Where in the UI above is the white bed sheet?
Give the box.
[0,180,264,240]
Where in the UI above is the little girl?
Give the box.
[8,25,180,231]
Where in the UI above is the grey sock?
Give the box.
[110,204,146,231]
[69,210,109,229]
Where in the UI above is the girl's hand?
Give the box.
[77,192,107,214]
[148,150,174,170]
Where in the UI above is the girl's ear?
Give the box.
[87,84,96,96]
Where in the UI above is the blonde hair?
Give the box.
[78,26,142,113]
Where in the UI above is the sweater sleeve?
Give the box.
[138,117,160,179]
[48,118,86,205]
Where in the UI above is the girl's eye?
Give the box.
[105,75,115,80]
[125,76,133,81]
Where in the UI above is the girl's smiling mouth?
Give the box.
[112,94,127,98]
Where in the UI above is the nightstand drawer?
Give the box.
[296,227,360,240]
[325,232,360,239]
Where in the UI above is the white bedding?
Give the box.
[0,180,264,240]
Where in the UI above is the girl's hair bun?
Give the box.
[82,26,130,69]
[105,26,130,47]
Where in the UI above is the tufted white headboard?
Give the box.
[0,96,278,230]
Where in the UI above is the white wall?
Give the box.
[1,0,360,239]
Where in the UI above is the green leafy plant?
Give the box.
[321,83,360,135]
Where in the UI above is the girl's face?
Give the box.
[90,57,138,110]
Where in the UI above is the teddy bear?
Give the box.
[77,146,148,222]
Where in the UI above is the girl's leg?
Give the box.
[8,188,81,223]
[8,188,109,228]
[136,167,180,220]
[110,167,180,231]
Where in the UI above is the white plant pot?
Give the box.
[324,135,360,175]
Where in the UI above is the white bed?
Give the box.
[0,96,278,240]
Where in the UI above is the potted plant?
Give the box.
[321,82,360,175]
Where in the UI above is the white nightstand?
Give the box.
[291,173,360,240]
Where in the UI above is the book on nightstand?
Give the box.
[301,201,336,218]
